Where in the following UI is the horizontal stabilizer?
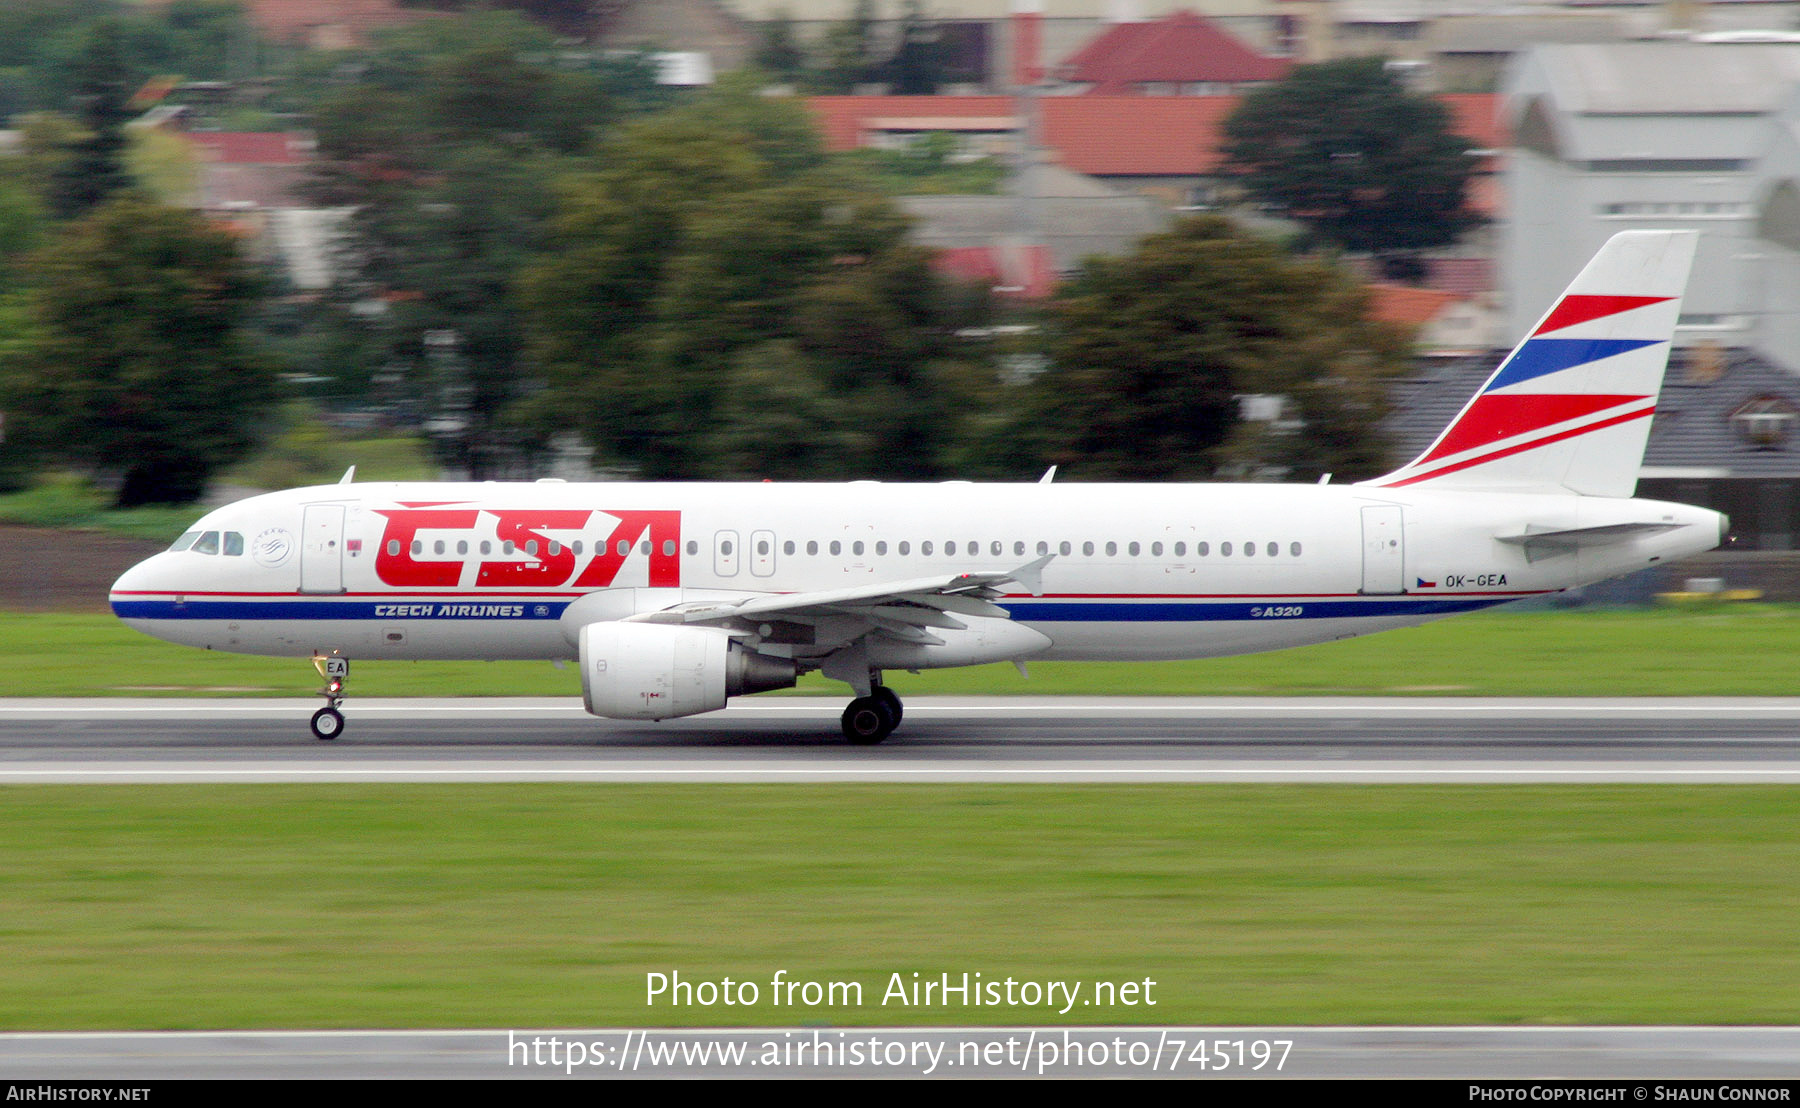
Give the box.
[1497,521,1684,562]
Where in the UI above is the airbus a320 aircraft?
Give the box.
[112,230,1723,743]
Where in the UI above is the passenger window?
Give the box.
[1059,541,1072,555]
[922,541,934,555]
[1105,541,1117,557]
[503,541,515,555]
[1014,541,1025,556]
[992,541,1002,556]
[758,540,770,556]
[875,541,887,555]
[1290,542,1302,557]
[481,541,492,555]
[435,540,447,555]
[168,531,201,552]
[829,541,841,555]
[667,540,679,557]
[853,541,864,556]
[1128,542,1140,556]
[573,541,583,556]
[410,539,422,557]
[807,540,819,556]
[223,532,244,556]
[1082,541,1095,556]
[1244,541,1255,557]
[1197,542,1209,556]
[640,540,651,555]
[387,539,401,557]
[548,541,560,557]
[946,541,957,556]
[721,539,734,556]
[687,540,699,555]
[1037,541,1049,556]
[1267,542,1279,557]
[1221,542,1232,556]
[457,540,468,555]
[899,541,910,555]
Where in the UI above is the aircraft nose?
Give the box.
[109,554,164,614]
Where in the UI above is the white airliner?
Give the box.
[112,230,1723,742]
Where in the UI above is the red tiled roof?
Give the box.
[242,0,428,46]
[1042,96,1241,176]
[1366,283,1464,330]
[1059,10,1291,92]
[934,244,1057,300]
[1439,93,1505,152]
[185,132,314,166]
[807,93,1505,181]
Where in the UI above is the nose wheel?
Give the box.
[310,653,349,741]
[311,705,344,740]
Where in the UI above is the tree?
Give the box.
[1010,216,1408,482]
[47,18,135,219]
[520,81,994,478]
[0,195,276,504]
[1220,58,1479,261]
[302,10,666,474]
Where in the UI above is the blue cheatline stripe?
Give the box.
[114,596,1520,624]
[1003,598,1518,622]
[1485,337,1663,392]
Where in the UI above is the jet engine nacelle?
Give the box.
[578,621,797,721]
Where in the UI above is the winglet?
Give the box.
[338,465,356,485]
[1003,553,1055,597]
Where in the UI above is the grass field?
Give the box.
[3,785,1797,1029]
[5,604,1797,698]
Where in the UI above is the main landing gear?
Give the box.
[310,652,349,741]
[841,682,903,744]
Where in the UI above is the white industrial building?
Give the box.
[1502,39,1800,370]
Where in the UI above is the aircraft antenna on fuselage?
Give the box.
[1039,466,1056,484]
[338,466,356,485]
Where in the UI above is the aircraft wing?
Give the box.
[624,555,1054,636]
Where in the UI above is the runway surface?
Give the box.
[3,696,1800,781]
[4,1026,1799,1079]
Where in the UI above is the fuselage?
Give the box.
[109,479,1726,665]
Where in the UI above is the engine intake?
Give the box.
[579,621,797,721]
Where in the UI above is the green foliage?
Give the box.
[304,10,672,476]
[1012,215,1408,481]
[0,473,204,538]
[46,18,136,219]
[521,82,994,479]
[0,194,277,505]
[1221,58,1480,256]
[222,410,436,489]
[836,143,1006,196]
[0,1,248,124]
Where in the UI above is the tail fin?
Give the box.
[1364,230,1697,497]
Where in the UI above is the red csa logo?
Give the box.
[373,505,680,589]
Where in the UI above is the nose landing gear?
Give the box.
[310,653,348,740]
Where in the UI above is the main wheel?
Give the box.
[841,696,896,744]
[310,706,344,741]
[871,685,902,725]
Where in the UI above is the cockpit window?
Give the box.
[167,531,201,553]
[223,532,244,556]
[193,531,220,555]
